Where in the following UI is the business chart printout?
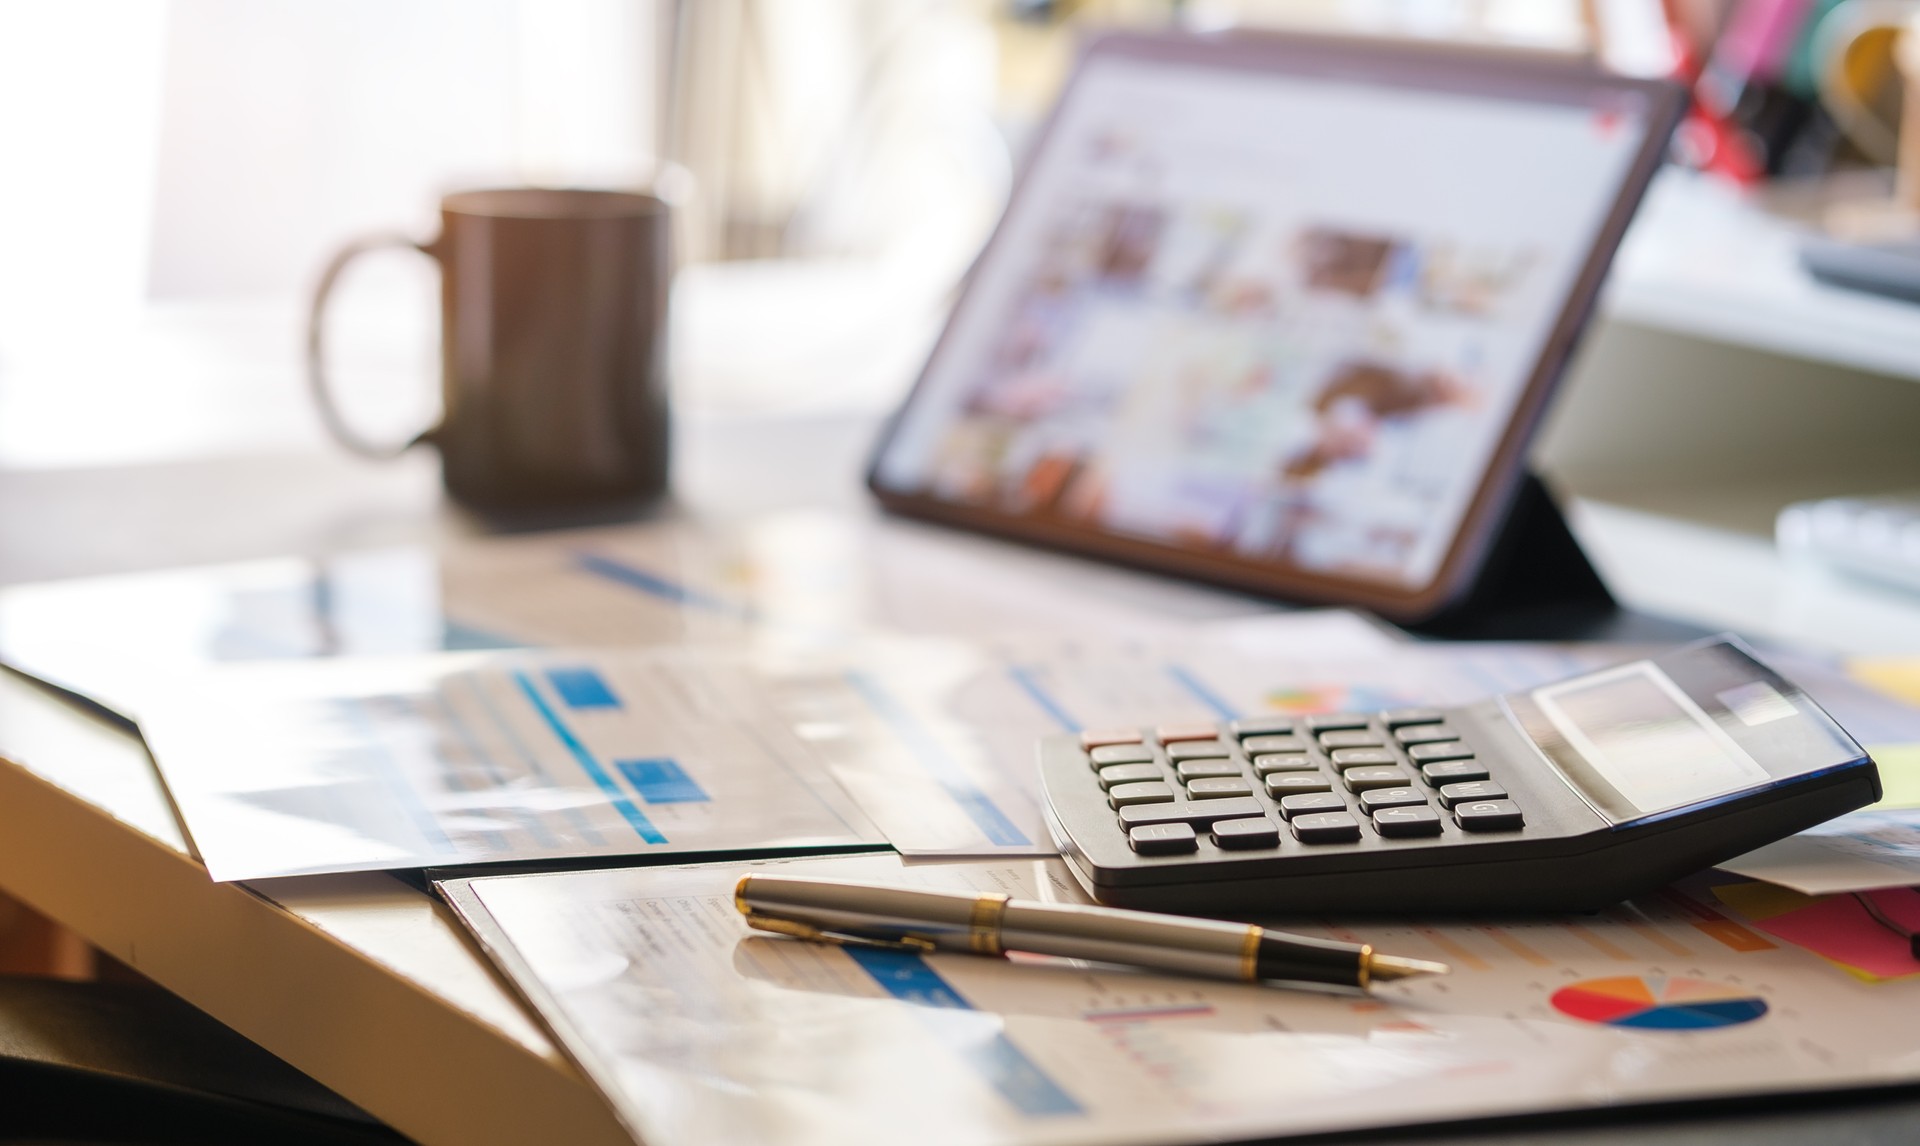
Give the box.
[134,652,885,881]
[442,852,1920,1146]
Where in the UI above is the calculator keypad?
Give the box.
[1077,711,1525,856]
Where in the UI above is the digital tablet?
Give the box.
[867,30,1684,623]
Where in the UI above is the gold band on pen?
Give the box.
[969,893,1011,954]
[1239,925,1263,981]
[1357,943,1374,991]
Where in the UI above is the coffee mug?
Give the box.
[306,188,671,514]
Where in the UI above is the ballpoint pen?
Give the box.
[735,874,1449,990]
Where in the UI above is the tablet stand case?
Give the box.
[1409,472,1699,643]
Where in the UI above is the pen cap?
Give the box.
[735,875,987,945]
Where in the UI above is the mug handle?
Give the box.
[305,233,440,460]
[1810,1,1918,165]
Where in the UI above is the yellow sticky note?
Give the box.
[1865,743,1920,811]
[1850,658,1920,706]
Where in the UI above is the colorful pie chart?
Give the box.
[1550,975,1768,1030]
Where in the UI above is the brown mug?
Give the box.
[306,188,671,514]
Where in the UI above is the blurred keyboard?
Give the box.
[1778,495,1920,594]
[1801,237,1920,305]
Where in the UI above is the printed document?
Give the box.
[134,651,883,881]
[442,852,1920,1146]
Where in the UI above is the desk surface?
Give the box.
[4,417,1920,1145]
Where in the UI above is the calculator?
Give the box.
[1040,637,1881,914]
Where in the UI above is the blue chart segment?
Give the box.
[1550,976,1768,1030]
[843,948,1083,1118]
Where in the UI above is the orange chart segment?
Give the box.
[1550,976,1657,1023]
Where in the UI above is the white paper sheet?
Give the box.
[0,507,1288,721]
[134,651,885,881]
[1719,809,1920,895]
[442,852,1920,1146]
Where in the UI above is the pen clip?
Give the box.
[742,913,938,954]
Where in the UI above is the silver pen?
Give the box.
[735,874,1448,990]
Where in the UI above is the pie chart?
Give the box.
[1550,975,1768,1030]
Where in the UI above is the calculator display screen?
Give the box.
[1533,664,1770,816]
[1506,640,1869,823]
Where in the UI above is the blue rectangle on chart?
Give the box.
[843,948,1082,1119]
[546,667,622,710]
[512,671,667,845]
[615,758,709,804]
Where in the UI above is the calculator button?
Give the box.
[1108,781,1176,808]
[1187,776,1254,799]
[1453,800,1525,832]
[1166,740,1232,762]
[1155,723,1219,744]
[1359,786,1427,812]
[1081,729,1143,749]
[1229,716,1294,738]
[1211,817,1281,849]
[1328,748,1397,768]
[1380,708,1446,729]
[1277,792,1347,819]
[1096,763,1162,789]
[1290,811,1362,843]
[1304,713,1370,733]
[1408,742,1475,764]
[1242,734,1306,755]
[1437,780,1509,808]
[1129,823,1199,855]
[1372,805,1444,837]
[1117,797,1265,828]
[1319,729,1384,749]
[1264,773,1333,797]
[1252,754,1316,775]
[1420,759,1489,785]
[1343,767,1412,793]
[1394,723,1460,746]
[1175,759,1241,780]
[1089,744,1155,768]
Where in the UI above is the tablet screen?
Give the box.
[871,37,1662,605]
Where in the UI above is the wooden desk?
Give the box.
[5,418,1920,1144]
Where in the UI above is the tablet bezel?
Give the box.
[865,28,1686,623]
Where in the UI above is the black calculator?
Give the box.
[1040,637,1881,914]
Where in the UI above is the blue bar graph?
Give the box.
[546,666,622,710]
[615,758,709,804]
[843,948,1082,1118]
[512,671,667,844]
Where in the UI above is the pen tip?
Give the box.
[1369,954,1451,981]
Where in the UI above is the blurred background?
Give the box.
[0,0,1905,472]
